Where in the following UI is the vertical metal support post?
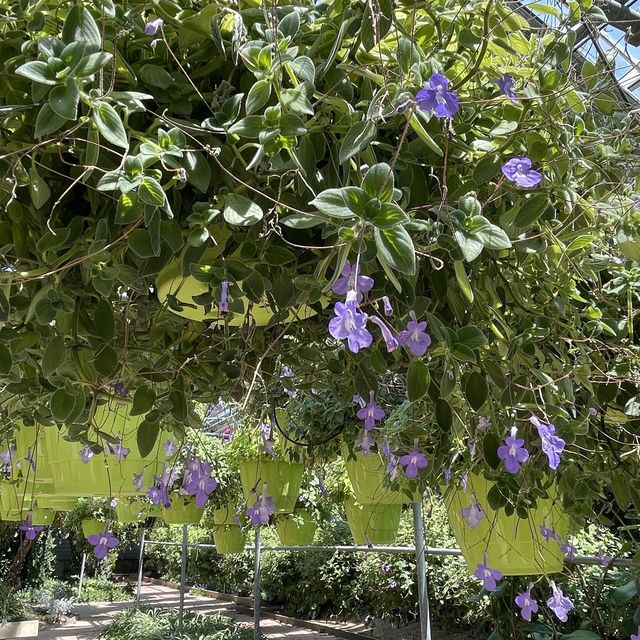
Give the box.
[77,553,86,598]
[412,501,432,640]
[136,528,146,608]
[179,525,188,634]
[253,526,262,639]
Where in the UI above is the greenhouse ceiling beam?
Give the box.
[597,0,640,44]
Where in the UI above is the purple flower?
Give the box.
[353,394,366,408]
[317,473,329,499]
[473,556,503,591]
[598,553,613,568]
[183,473,217,509]
[477,416,491,430]
[388,580,398,589]
[497,426,529,474]
[80,446,94,464]
[443,467,452,485]
[501,157,542,188]
[416,73,459,118]
[219,280,229,314]
[494,73,518,103]
[246,485,276,526]
[356,429,376,456]
[87,529,120,560]
[398,438,428,479]
[530,416,565,470]
[0,446,14,469]
[380,563,391,573]
[589,407,597,416]
[260,421,276,459]
[461,500,485,528]
[546,581,573,622]
[561,540,576,561]
[109,442,130,462]
[19,513,45,541]
[398,310,432,356]
[328,300,373,353]
[515,583,539,621]
[164,439,179,457]
[468,441,477,460]
[147,484,170,508]
[332,261,374,298]
[144,17,163,36]
[24,449,36,472]
[540,521,559,543]
[281,366,294,378]
[460,472,468,490]
[382,296,393,316]
[380,438,399,481]
[369,316,400,352]
[631,628,640,640]
[356,392,385,431]
[133,471,145,492]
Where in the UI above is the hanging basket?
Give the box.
[35,497,78,512]
[163,496,203,525]
[345,498,402,546]
[115,500,145,523]
[238,460,304,514]
[275,510,317,546]
[12,423,56,497]
[213,525,247,555]
[30,508,56,526]
[0,482,30,520]
[82,518,106,538]
[44,396,171,497]
[444,474,569,576]
[213,503,238,526]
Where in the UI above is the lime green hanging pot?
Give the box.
[44,396,172,498]
[239,460,303,514]
[35,497,78,512]
[0,482,30,520]
[12,423,56,497]
[30,508,56,526]
[213,503,239,526]
[275,510,317,546]
[444,474,569,576]
[163,496,203,525]
[115,500,145,523]
[82,519,106,538]
[345,498,402,545]
[213,525,247,554]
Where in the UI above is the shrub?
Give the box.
[78,578,131,604]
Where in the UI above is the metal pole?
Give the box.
[413,502,432,640]
[179,525,188,634]
[253,526,261,639]
[136,528,146,608]
[77,553,86,598]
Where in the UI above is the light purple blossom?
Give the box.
[183,473,217,509]
[24,449,35,472]
[87,529,120,560]
[443,467,452,485]
[0,446,14,469]
[382,296,393,316]
[260,421,276,459]
[332,261,374,298]
[246,485,276,526]
[561,540,576,561]
[219,280,229,314]
[133,471,144,492]
[477,416,492,430]
[328,300,373,353]
[147,484,170,508]
[380,563,391,573]
[631,627,640,640]
[495,73,518,103]
[369,316,400,352]
[398,438,428,479]
[19,513,44,541]
[474,556,503,591]
[530,415,565,470]
[398,310,432,356]
[460,472,469,490]
[416,73,459,118]
[144,17,163,36]
[356,429,376,456]
[281,366,294,378]
[164,439,179,457]
[353,394,366,408]
[501,157,542,188]
[515,583,539,621]
[461,500,485,528]
[469,441,477,460]
[540,521,559,543]
[109,442,130,462]
[80,446,94,464]
[380,437,398,481]
[317,473,329,499]
[598,553,613,568]
[589,407,597,416]
[356,392,385,431]
[546,581,573,622]
[497,426,529,474]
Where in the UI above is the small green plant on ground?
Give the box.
[101,608,259,640]
[77,578,132,604]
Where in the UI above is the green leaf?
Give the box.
[35,104,67,137]
[224,194,264,226]
[228,115,263,137]
[15,61,57,85]
[281,85,314,115]
[131,385,156,416]
[409,115,443,156]
[242,270,265,303]
[264,245,296,265]
[138,177,166,206]
[93,101,128,148]
[475,224,512,250]
[49,79,79,120]
[310,189,354,219]
[339,119,376,164]
[453,261,474,303]
[42,336,66,378]
[183,152,211,193]
[288,57,315,83]
[374,226,416,275]
[435,398,452,429]
[372,203,408,229]
[279,114,307,136]
[280,213,325,228]
[361,0,392,50]
[128,229,158,258]
[560,632,601,640]
[407,360,430,402]
[465,371,488,410]
[29,167,51,209]
[93,345,118,376]
[453,230,484,262]
[451,343,476,363]
[456,326,487,349]
[473,154,502,184]
[62,6,102,48]
[94,299,115,341]
[51,388,76,422]
[362,163,394,202]
[139,64,174,89]
[74,51,112,76]
[513,194,550,229]
[137,419,159,458]
[0,344,12,375]
[246,80,271,115]
[278,10,300,38]
[0,291,10,323]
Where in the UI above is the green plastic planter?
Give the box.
[82,519,106,537]
[44,397,171,497]
[30,508,56,526]
[213,525,247,554]
[115,500,145,523]
[213,503,238,526]
[163,497,203,525]
[0,482,30,520]
[275,510,317,546]
[239,460,304,514]
[444,474,569,576]
[35,497,78,511]
[345,498,402,545]
[13,423,56,496]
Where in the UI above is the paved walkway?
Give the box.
[38,583,341,640]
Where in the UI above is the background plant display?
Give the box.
[0,0,639,638]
